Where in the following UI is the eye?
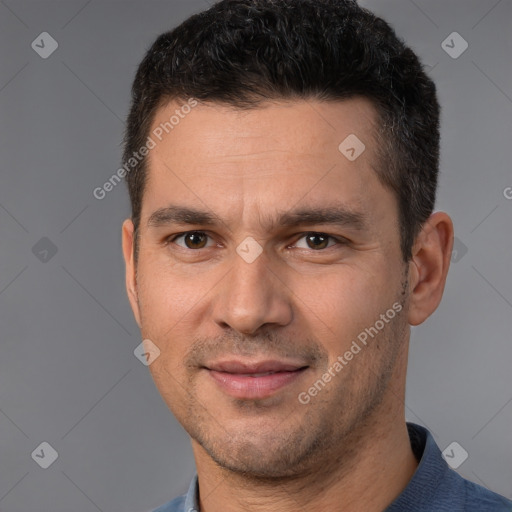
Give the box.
[292,232,341,250]
[170,231,215,250]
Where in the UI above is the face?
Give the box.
[123,98,411,478]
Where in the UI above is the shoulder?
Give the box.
[461,478,512,512]
[434,465,512,511]
[387,424,512,511]
[424,434,512,511]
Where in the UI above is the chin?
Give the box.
[193,421,324,479]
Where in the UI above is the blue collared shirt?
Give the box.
[152,423,512,511]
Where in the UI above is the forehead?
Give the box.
[142,98,394,229]
[150,96,378,160]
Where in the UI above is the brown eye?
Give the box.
[168,231,211,250]
[305,233,330,250]
[183,231,209,249]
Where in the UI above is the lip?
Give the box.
[205,359,308,400]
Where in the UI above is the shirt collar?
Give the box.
[385,422,449,510]
[183,473,199,512]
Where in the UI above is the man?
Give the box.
[121,1,512,511]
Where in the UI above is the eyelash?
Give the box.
[164,231,348,251]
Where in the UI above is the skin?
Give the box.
[122,98,454,512]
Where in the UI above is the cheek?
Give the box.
[137,265,197,407]
[292,267,392,352]
[136,253,203,323]
[135,261,198,361]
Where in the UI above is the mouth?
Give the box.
[203,359,309,400]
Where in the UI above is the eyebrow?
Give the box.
[146,205,368,231]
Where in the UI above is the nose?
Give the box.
[212,249,293,335]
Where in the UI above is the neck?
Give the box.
[192,392,418,512]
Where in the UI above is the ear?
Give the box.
[122,218,141,328]
[407,211,454,326]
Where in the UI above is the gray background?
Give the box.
[0,0,511,510]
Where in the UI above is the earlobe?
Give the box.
[407,212,454,326]
[122,218,142,327]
